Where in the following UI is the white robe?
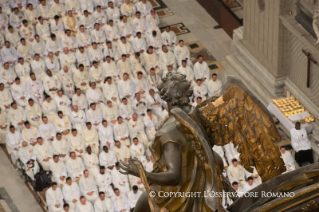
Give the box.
[31,40,46,58]
[75,51,90,67]
[45,187,64,212]
[243,182,258,193]
[79,175,99,203]
[25,103,42,129]
[39,123,56,143]
[106,7,120,23]
[95,172,115,198]
[0,67,17,88]
[194,61,210,82]
[45,56,61,74]
[21,126,40,145]
[49,160,67,187]
[127,190,143,209]
[43,75,61,99]
[94,198,114,212]
[146,34,162,53]
[72,94,88,111]
[212,145,228,167]
[134,78,150,99]
[70,111,87,135]
[66,157,85,181]
[103,46,120,62]
[102,105,119,125]
[78,0,94,13]
[112,144,130,161]
[117,79,137,101]
[31,59,46,80]
[193,83,208,101]
[14,63,31,84]
[54,95,71,117]
[0,89,13,112]
[161,30,177,50]
[73,69,90,93]
[113,123,130,146]
[18,145,39,181]
[86,108,103,130]
[82,128,99,154]
[208,79,222,97]
[117,59,133,77]
[6,131,22,164]
[89,66,104,88]
[98,125,115,150]
[99,150,117,172]
[75,202,94,212]
[10,83,29,107]
[143,114,157,141]
[227,164,246,187]
[83,153,100,177]
[111,193,130,211]
[0,111,10,144]
[62,183,80,210]
[174,45,192,67]
[52,138,70,163]
[145,94,163,118]
[132,36,147,53]
[34,142,53,171]
[102,81,120,106]
[158,50,177,76]
[68,134,85,157]
[127,118,149,148]
[119,103,133,120]
[42,99,58,123]
[281,150,296,172]
[111,169,130,194]
[8,106,26,131]
[290,128,311,152]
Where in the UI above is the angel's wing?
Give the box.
[197,76,286,182]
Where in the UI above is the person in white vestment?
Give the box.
[43,69,61,99]
[119,98,133,122]
[103,77,120,106]
[0,108,10,144]
[34,137,53,171]
[113,139,131,162]
[144,46,159,75]
[207,73,222,98]
[45,52,61,75]
[92,6,107,25]
[63,203,74,212]
[59,47,77,72]
[174,40,192,67]
[280,146,295,172]
[94,191,114,212]
[36,17,51,41]
[65,0,82,19]
[132,31,147,53]
[98,120,115,150]
[244,166,262,186]
[31,54,46,80]
[113,117,130,147]
[79,169,99,203]
[66,152,85,182]
[95,166,115,198]
[291,122,314,167]
[55,90,72,117]
[46,182,64,212]
[117,54,133,77]
[128,186,143,210]
[21,121,39,146]
[212,145,228,168]
[8,102,26,131]
[6,126,22,164]
[106,2,120,23]
[227,159,246,187]
[86,103,104,131]
[46,34,62,56]
[68,129,85,157]
[158,46,177,78]
[117,36,134,57]
[19,141,39,181]
[25,99,42,129]
[6,27,21,49]
[52,133,70,163]
[39,116,56,144]
[82,122,99,154]
[161,26,176,51]
[117,73,137,102]
[58,66,75,99]
[192,96,202,107]
[145,9,160,35]
[63,177,80,211]
[177,60,195,87]
[70,106,86,135]
[232,182,244,197]
[50,0,66,19]
[19,21,35,43]
[111,188,130,211]
[103,20,120,49]
[50,155,67,187]
[130,137,147,168]
[102,101,119,126]
[103,41,120,63]
[147,31,162,53]
[224,141,240,165]
[32,36,47,58]
[193,79,208,101]
[146,155,154,172]
[136,0,152,17]
[102,57,120,84]
[86,82,105,111]
[242,177,258,193]
[76,25,92,48]
[127,113,148,148]
[63,10,79,36]
[134,73,150,99]
[147,68,162,93]
[88,43,104,64]
[72,88,88,112]
[37,0,50,21]
[145,89,163,118]
[27,73,45,106]
[76,196,94,212]
[143,109,157,141]
[15,58,31,84]
[51,16,65,39]
[0,62,16,89]
[1,42,18,67]
[0,83,13,112]
[75,47,90,69]
[193,55,210,83]
[42,95,58,123]
[11,77,29,107]
[73,65,90,93]
[83,146,100,177]
[99,146,117,173]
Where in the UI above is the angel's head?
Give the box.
[158,73,193,107]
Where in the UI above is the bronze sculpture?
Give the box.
[120,73,319,212]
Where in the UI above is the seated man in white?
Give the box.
[54,90,72,117]
[68,129,85,157]
[73,65,90,94]
[0,83,13,112]
[193,55,210,84]
[227,159,246,187]
[128,186,143,211]
[280,146,295,172]
[6,125,22,165]
[63,204,74,212]
[18,141,39,181]
[98,120,115,151]
[83,146,100,177]
[54,111,72,140]
[102,76,120,106]
[102,101,119,126]
[50,155,67,188]
[75,196,94,212]
[134,72,150,99]
[113,116,130,147]
[112,141,131,162]
[72,88,88,113]
[43,70,61,99]
[25,99,43,129]
[39,116,56,144]
[46,182,64,212]
[193,79,208,101]
[94,191,114,212]
[52,133,70,163]
[177,59,195,87]
[174,39,192,67]
[145,89,163,118]
[34,137,53,171]
[117,73,137,102]
[119,97,133,122]
[161,26,176,51]
[243,177,258,193]
[99,146,117,174]
[127,113,149,149]
[79,170,99,203]
[244,166,262,186]
[86,103,103,130]
[66,151,85,182]
[111,188,130,211]
[42,95,58,124]
[130,137,147,169]
[208,73,222,97]
[21,121,40,147]
[146,155,154,172]
[224,141,240,165]
[8,102,26,131]
[86,82,105,111]
[212,145,228,168]
[143,109,157,142]
[95,166,115,198]
[82,122,99,154]
[62,177,80,211]
[159,46,177,78]
[11,77,29,107]
[70,105,86,135]
[89,62,104,88]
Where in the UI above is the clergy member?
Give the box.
[280,146,295,172]
[62,177,80,211]
[75,196,94,212]
[98,120,115,151]
[6,125,22,164]
[82,122,99,154]
[99,146,117,174]
[66,152,85,182]
[111,188,130,211]
[208,73,222,97]
[19,141,39,181]
[94,191,114,212]
[46,182,64,212]
[95,166,115,198]
[128,113,148,148]
[52,133,70,163]
[70,106,86,135]
[83,146,100,177]
[68,129,85,157]
[227,159,246,187]
[113,117,130,147]
[128,186,143,211]
[79,170,99,203]
[112,140,131,162]
[34,137,53,171]
[25,99,42,129]
[39,116,56,144]
[50,155,67,187]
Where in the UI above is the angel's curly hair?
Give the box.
[158,73,193,106]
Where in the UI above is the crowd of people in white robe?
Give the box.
[0,0,226,211]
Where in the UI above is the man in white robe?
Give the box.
[70,106,86,135]
[98,120,115,151]
[75,47,90,68]
[15,58,31,84]
[31,54,46,80]
[36,17,51,41]
[61,30,78,52]
[102,57,119,83]
[193,79,208,101]
[90,24,106,45]
[117,73,137,102]
[106,2,120,24]
[131,53,147,79]
[6,126,22,164]
[42,95,58,123]
[58,66,75,99]
[128,186,143,210]
[132,92,148,117]
[136,0,152,17]
[102,101,119,126]
[117,54,133,77]
[147,68,162,94]
[72,89,88,112]
[112,140,131,164]
[242,177,258,193]
[130,137,147,167]
[111,163,130,194]
[102,77,120,106]
[280,146,295,172]
[21,121,39,146]
[0,108,10,144]
[76,196,94,212]
[0,83,13,112]
[117,36,134,57]
[132,12,147,37]
[117,16,134,43]
[9,8,24,30]
[34,137,53,171]
[39,116,56,144]
[63,10,79,35]
[193,55,210,83]
[86,83,105,112]
[76,25,91,48]
[79,169,99,203]
[65,0,81,19]
[66,152,85,182]
[82,122,99,154]
[83,146,100,177]
[0,62,16,88]
[177,60,195,86]
[244,166,262,186]
[119,98,133,122]
[59,47,77,72]
[73,65,90,93]
[45,52,61,74]
[95,166,115,198]
[45,183,64,212]
[63,177,80,211]
[132,31,147,53]
[103,42,120,64]
[43,70,61,99]
[32,36,46,58]
[227,159,246,187]
[144,46,159,75]
[50,155,67,187]
[25,99,42,129]
[145,89,163,118]
[8,102,26,131]
[19,20,35,43]
[92,6,107,25]
[174,40,192,67]
[50,0,65,19]
[5,27,20,48]
[145,9,160,34]
[19,141,39,181]
[147,31,162,53]
[89,62,104,88]
[158,45,176,77]
[94,192,114,212]
[121,0,136,19]
[55,91,72,117]
[208,73,222,97]
[68,129,85,157]
[103,20,120,48]
[127,113,148,148]
[99,146,117,173]
[11,77,29,107]
[111,188,130,211]
[143,109,157,141]
[88,43,104,65]
[86,103,103,130]
[134,72,150,99]
[161,26,176,51]
[52,133,70,163]
[50,16,65,38]
[79,0,94,13]
[146,155,154,172]
[113,117,130,147]
[37,0,50,21]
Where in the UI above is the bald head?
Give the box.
[73,105,78,112]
